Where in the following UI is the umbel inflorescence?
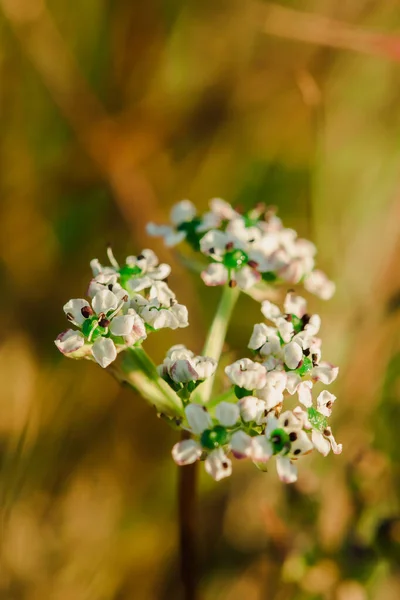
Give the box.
[56,199,341,484]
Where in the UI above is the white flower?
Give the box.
[225,358,268,390]
[238,396,266,424]
[304,270,335,300]
[312,362,339,384]
[147,200,199,247]
[88,247,171,297]
[284,291,307,318]
[312,427,342,456]
[159,346,217,384]
[205,448,232,481]
[230,431,254,459]
[172,439,203,465]
[138,298,189,330]
[261,300,281,322]
[316,390,337,417]
[256,371,287,410]
[57,289,144,368]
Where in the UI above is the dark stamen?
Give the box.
[209,247,215,254]
[289,432,297,442]
[303,348,310,357]
[99,317,110,328]
[323,428,331,437]
[293,449,301,456]
[229,279,237,288]
[108,284,113,291]
[302,313,311,327]
[137,254,145,260]
[225,242,234,251]
[247,260,259,269]
[81,306,94,318]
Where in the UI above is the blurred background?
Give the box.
[1,0,400,598]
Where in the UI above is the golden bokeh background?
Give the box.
[1,1,400,598]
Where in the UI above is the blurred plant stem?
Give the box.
[109,347,184,417]
[178,430,198,600]
[194,285,240,404]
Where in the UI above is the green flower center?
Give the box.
[297,356,313,376]
[200,425,229,450]
[119,264,142,287]
[81,315,108,341]
[177,217,202,250]
[223,249,248,270]
[270,428,291,454]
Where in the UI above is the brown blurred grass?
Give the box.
[1,0,400,599]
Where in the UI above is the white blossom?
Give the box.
[225,358,268,390]
[304,270,335,300]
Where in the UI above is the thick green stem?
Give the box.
[194,285,240,404]
[109,346,184,417]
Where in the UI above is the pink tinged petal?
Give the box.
[91,337,117,368]
[311,430,331,456]
[238,396,265,424]
[55,329,85,355]
[185,404,213,434]
[92,289,118,315]
[251,436,273,462]
[234,266,260,290]
[230,431,253,458]
[170,359,199,383]
[312,362,339,385]
[298,381,313,408]
[284,292,307,318]
[171,440,202,465]
[215,402,240,427]
[109,314,136,337]
[201,263,228,287]
[209,197,238,220]
[276,456,298,484]
[317,390,337,417]
[284,342,303,370]
[170,200,197,225]
[324,428,343,454]
[304,270,335,300]
[278,260,305,284]
[286,372,302,394]
[261,300,281,322]
[63,299,90,326]
[205,449,232,481]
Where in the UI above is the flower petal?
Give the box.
[170,200,197,225]
[298,381,313,408]
[170,359,199,383]
[63,299,90,326]
[312,362,339,385]
[185,404,212,434]
[276,456,298,484]
[201,263,228,286]
[231,431,253,458]
[215,402,240,427]
[172,440,202,465]
[110,314,136,337]
[284,341,303,370]
[311,430,331,456]
[92,289,118,315]
[55,329,85,355]
[317,390,337,417]
[205,448,232,481]
[91,337,117,368]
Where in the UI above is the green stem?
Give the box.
[109,346,184,417]
[194,285,240,404]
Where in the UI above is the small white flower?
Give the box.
[147,200,197,247]
[238,396,266,424]
[230,431,254,458]
[304,270,335,300]
[312,427,342,456]
[317,390,337,417]
[225,358,268,390]
[261,300,281,322]
[284,291,307,318]
[312,362,339,384]
[170,360,200,383]
[63,299,91,326]
[205,448,232,481]
[191,356,217,379]
[257,371,287,410]
[285,372,302,394]
[139,299,189,330]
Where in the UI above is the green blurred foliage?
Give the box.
[0,0,400,598]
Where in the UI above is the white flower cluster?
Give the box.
[157,345,217,399]
[55,248,188,368]
[171,292,341,483]
[147,199,335,297]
